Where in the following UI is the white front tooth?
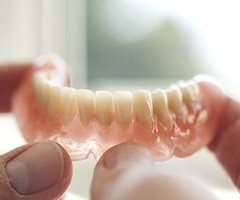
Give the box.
[166,86,183,118]
[96,90,113,127]
[62,87,77,123]
[114,91,132,128]
[48,85,62,119]
[152,89,170,128]
[77,89,95,126]
[133,90,153,130]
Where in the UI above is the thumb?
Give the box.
[0,141,72,200]
[91,143,217,200]
[90,142,154,200]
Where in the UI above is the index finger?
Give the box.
[209,94,240,188]
[209,96,240,188]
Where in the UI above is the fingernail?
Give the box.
[103,143,153,169]
[6,141,64,195]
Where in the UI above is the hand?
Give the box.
[0,141,72,200]
[91,143,217,200]
[0,63,72,200]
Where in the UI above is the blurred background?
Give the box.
[0,0,240,89]
[0,0,240,199]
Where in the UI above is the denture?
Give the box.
[12,55,227,161]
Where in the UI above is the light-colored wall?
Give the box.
[0,0,40,60]
[0,0,86,87]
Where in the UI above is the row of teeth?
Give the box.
[33,73,200,130]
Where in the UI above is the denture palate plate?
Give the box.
[77,89,95,127]
[133,90,153,130]
[152,89,170,128]
[95,90,113,127]
[166,86,184,118]
[61,87,77,123]
[114,91,133,129]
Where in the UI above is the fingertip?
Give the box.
[92,143,217,200]
[91,142,153,200]
[102,142,154,169]
[54,141,73,194]
[0,141,72,200]
[209,119,240,188]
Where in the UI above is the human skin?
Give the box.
[0,63,72,200]
[0,62,240,199]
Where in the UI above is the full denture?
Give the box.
[12,55,227,161]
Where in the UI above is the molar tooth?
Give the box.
[37,80,51,112]
[33,73,45,102]
[47,85,62,119]
[33,74,41,101]
[96,90,113,127]
[77,89,95,126]
[166,86,183,118]
[33,72,43,90]
[133,90,153,130]
[33,72,54,110]
[179,82,193,103]
[61,87,77,123]
[152,89,170,128]
[179,81,199,107]
[114,91,132,129]
[188,80,200,101]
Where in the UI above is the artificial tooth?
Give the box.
[114,91,132,128]
[187,81,200,101]
[33,73,45,101]
[47,85,62,119]
[166,86,183,118]
[133,90,153,130]
[33,75,41,100]
[152,89,170,128]
[61,87,77,123]
[179,81,199,107]
[33,73,44,92]
[77,89,95,126]
[96,90,113,127]
[37,80,51,112]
